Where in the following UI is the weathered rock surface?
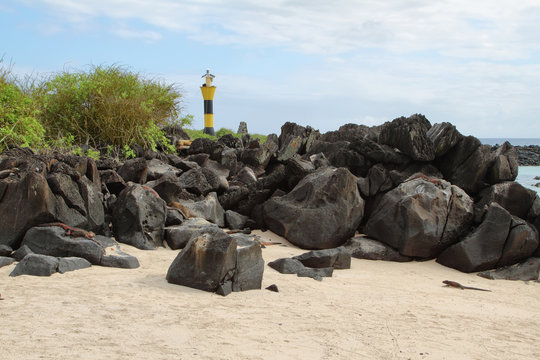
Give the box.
[164,218,219,250]
[379,114,435,161]
[268,258,305,274]
[364,175,474,258]
[477,258,540,281]
[0,244,12,257]
[263,167,364,249]
[0,171,57,248]
[166,228,264,294]
[232,237,264,292]
[21,226,104,264]
[173,192,225,227]
[486,142,519,184]
[476,182,537,220]
[437,203,538,272]
[426,122,462,158]
[9,254,59,277]
[0,256,15,268]
[112,183,167,250]
[343,236,412,262]
[436,136,491,194]
[293,247,351,269]
[57,257,92,273]
[225,210,249,230]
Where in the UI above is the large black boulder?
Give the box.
[21,226,104,265]
[166,228,264,294]
[263,167,364,249]
[436,203,536,272]
[112,183,167,250]
[364,175,474,258]
[9,254,60,277]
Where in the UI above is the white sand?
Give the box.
[1,230,539,360]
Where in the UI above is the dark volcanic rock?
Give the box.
[487,142,519,184]
[268,258,305,274]
[343,236,412,262]
[477,258,540,281]
[117,158,148,184]
[515,145,540,166]
[164,218,220,250]
[11,245,33,261]
[320,123,370,143]
[497,217,539,268]
[0,171,57,248]
[426,122,462,158]
[436,136,491,194]
[173,192,225,227]
[476,182,537,220]
[21,226,104,264]
[166,229,237,292]
[112,183,167,250]
[225,210,249,230]
[0,256,15,268]
[99,169,126,196]
[94,236,140,269]
[10,254,60,277]
[379,114,435,161]
[0,244,12,257]
[232,237,264,292]
[277,122,319,162]
[263,167,364,250]
[297,267,334,281]
[57,257,92,273]
[293,247,351,269]
[437,203,512,272]
[166,228,264,294]
[364,175,474,258]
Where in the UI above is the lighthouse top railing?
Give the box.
[202,69,215,87]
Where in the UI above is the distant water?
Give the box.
[480,138,540,146]
[517,166,540,194]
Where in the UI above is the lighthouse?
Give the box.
[201,69,216,136]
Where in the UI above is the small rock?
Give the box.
[265,284,279,292]
[10,254,59,277]
[0,256,15,268]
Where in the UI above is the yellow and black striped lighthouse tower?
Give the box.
[201,69,216,136]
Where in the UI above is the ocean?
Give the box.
[479,138,540,146]
[517,166,540,195]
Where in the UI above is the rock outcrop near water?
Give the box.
[1,114,540,287]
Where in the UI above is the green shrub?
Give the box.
[185,127,267,144]
[37,65,184,150]
[0,65,45,152]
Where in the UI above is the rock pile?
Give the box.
[1,114,539,287]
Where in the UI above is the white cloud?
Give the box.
[26,0,540,61]
[113,26,162,42]
[16,0,540,137]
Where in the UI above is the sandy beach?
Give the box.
[1,230,539,360]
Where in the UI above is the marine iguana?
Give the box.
[36,222,96,240]
[443,280,491,292]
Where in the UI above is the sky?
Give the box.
[2,0,540,138]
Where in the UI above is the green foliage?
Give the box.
[37,65,182,150]
[122,144,136,159]
[0,63,45,151]
[185,127,267,144]
[85,148,101,160]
